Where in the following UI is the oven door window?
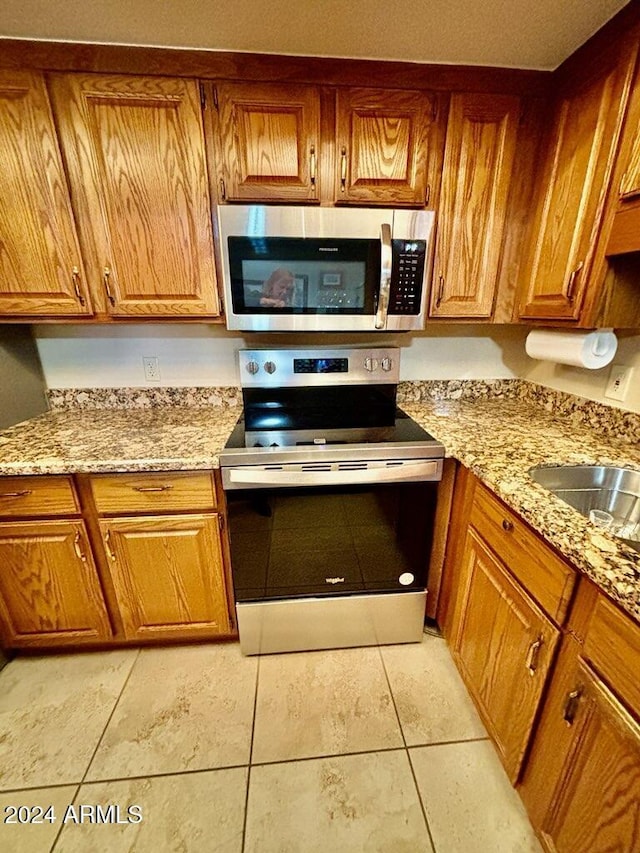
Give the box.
[228,237,379,315]
[227,483,436,602]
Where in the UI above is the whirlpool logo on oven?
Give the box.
[325,577,345,584]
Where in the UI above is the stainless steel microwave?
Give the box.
[217,205,435,332]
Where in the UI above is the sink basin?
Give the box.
[529,465,640,552]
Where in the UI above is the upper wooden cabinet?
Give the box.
[214,81,321,202]
[49,74,220,317]
[335,87,440,206]
[0,70,92,317]
[212,82,443,206]
[517,44,637,323]
[429,93,520,318]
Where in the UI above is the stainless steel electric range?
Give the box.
[219,347,444,655]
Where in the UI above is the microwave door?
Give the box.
[375,223,392,329]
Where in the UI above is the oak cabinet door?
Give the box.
[49,74,219,317]
[215,81,321,202]
[100,514,231,641]
[335,88,439,206]
[453,529,560,782]
[0,520,111,646]
[518,55,633,322]
[534,653,640,853]
[0,71,91,317]
[430,93,520,318]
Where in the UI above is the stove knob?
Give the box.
[364,357,379,372]
[253,441,263,447]
[245,360,259,375]
[264,361,276,375]
[269,442,279,447]
[381,357,393,372]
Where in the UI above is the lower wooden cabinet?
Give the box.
[0,519,111,646]
[451,527,560,782]
[98,513,230,641]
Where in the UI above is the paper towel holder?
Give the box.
[525,327,618,370]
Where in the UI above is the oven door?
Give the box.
[224,468,439,654]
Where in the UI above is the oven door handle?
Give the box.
[375,222,392,330]
[225,460,440,488]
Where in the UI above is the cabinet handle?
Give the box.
[425,184,431,206]
[104,530,117,562]
[219,177,226,201]
[436,274,444,307]
[340,146,347,192]
[526,636,543,675]
[566,260,584,303]
[501,518,514,532]
[563,688,582,726]
[73,530,88,563]
[0,489,32,499]
[310,145,316,192]
[103,266,116,307]
[71,266,86,306]
[132,485,174,493]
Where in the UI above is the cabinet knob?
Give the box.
[502,519,514,532]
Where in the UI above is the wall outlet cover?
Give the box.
[604,365,633,402]
[143,356,161,382]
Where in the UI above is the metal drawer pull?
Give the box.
[566,260,584,303]
[340,146,347,192]
[436,274,445,307]
[563,688,582,726]
[310,145,316,191]
[104,530,117,562]
[502,518,514,531]
[526,636,543,675]
[132,485,174,493]
[0,490,32,499]
[73,530,87,563]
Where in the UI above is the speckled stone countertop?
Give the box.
[400,397,640,624]
[0,386,639,623]
[0,407,241,474]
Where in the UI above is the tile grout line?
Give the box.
[378,644,438,853]
[241,652,261,853]
[48,782,81,853]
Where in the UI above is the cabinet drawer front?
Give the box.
[0,476,79,517]
[470,483,576,624]
[90,472,216,514]
[583,595,640,715]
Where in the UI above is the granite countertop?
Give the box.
[0,390,639,623]
[400,397,640,624]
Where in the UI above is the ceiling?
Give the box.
[0,0,630,71]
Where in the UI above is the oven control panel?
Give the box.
[238,347,400,387]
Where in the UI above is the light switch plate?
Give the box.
[605,365,633,401]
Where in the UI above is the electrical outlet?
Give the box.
[605,365,634,402]
[143,356,161,383]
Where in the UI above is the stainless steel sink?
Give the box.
[529,465,640,551]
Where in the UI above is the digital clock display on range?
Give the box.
[293,358,349,374]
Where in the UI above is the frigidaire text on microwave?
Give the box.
[217,205,435,332]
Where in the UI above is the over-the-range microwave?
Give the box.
[217,205,435,332]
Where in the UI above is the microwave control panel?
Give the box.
[390,240,427,315]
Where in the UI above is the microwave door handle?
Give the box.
[375,223,392,329]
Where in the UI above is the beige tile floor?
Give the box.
[0,633,542,853]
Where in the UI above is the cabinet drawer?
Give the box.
[0,476,79,517]
[470,482,576,624]
[90,472,217,514]
[583,595,640,715]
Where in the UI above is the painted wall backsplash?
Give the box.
[32,325,640,414]
[33,324,531,388]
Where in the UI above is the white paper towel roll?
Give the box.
[525,328,618,369]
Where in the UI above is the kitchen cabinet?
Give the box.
[88,471,232,642]
[519,586,640,852]
[212,81,442,206]
[0,70,92,317]
[335,87,442,206]
[212,81,322,202]
[0,476,111,647]
[517,41,637,323]
[429,93,520,318]
[49,73,220,317]
[440,468,574,782]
